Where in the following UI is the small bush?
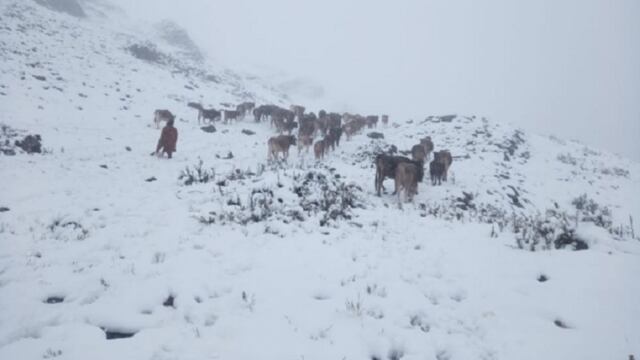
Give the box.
[557,153,579,166]
[571,194,612,228]
[127,43,166,64]
[179,159,215,185]
[514,209,588,251]
[292,171,364,226]
[47,218,89,241]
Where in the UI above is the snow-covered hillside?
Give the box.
[1,1,639,360]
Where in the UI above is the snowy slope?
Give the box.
[1,1,639,360]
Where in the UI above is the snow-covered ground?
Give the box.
[1,1,639,359]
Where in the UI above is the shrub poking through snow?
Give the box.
[179,159,215,185]
[513,208,588,251]
[293,171,364,226]
[127,42,166,64]
[193,167,364,227]
[571,194,636,240]
[571,194,612,228]
[47,218,89,241]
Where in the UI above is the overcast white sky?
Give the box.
[113,0,640,160]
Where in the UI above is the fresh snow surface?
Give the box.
[1,1,639,360]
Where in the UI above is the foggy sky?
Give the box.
[112,0,640,161]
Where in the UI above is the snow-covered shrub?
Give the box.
[496,130,526,161]
[557,152,579,166]
[345,295,363,317]
[292,171,364,226]
[179,159,215,185]
[193,168,364,227]
[571,194,612,228]
[600,167,629,178]
[514,209,587,251]
[47,217,89,241]
[127,42,166,64]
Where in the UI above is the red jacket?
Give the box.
[157,125,178,152]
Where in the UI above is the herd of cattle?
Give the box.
[153,102,453,202]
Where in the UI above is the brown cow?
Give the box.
[314,139,325,160]
[224,110,240,124]
[253,104,279,123]
[324,132,336,152]
[434,150,453,181]
[298,113,316,137]
[342,122,357,141]
[314,116,328,137]
[298,135,313,154]
[395,162,419,202]
[327,112,342,129]
[267,135,296,161]
[199,108,221,124]
[366,115,379,129]
[411,144,427,163]
[420,136,434,160]
[381,114,389,126]
[375,154,424,196]
[236,102,255,117]
[153,109,174,129]
[290,105,305,119]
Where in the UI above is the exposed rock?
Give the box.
[201,125,216,133]
[15,134,42,154]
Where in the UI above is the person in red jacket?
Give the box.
[155,118,178,158]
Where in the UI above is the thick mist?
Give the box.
[112,0,640,160]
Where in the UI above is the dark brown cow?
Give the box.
[253,104,279,123]
[434,150,453,181]
[366,115,379,129]
[224,110,240,124]
[433,150,453,181]
[375,154,423,196]
[199,108,221,124]
[267,135,297,161]
[327,112,342,129]
[298,113,316,137]
[429,160,445,185]
[328,127,342,148]
[324,132,336,152]
[395,162,419,202]
[381,114,389,125]
[411,144,427,163]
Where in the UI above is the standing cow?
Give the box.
[267,135,297,161]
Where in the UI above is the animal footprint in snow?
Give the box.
[449,289,467,302]
[409,314,431,333]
